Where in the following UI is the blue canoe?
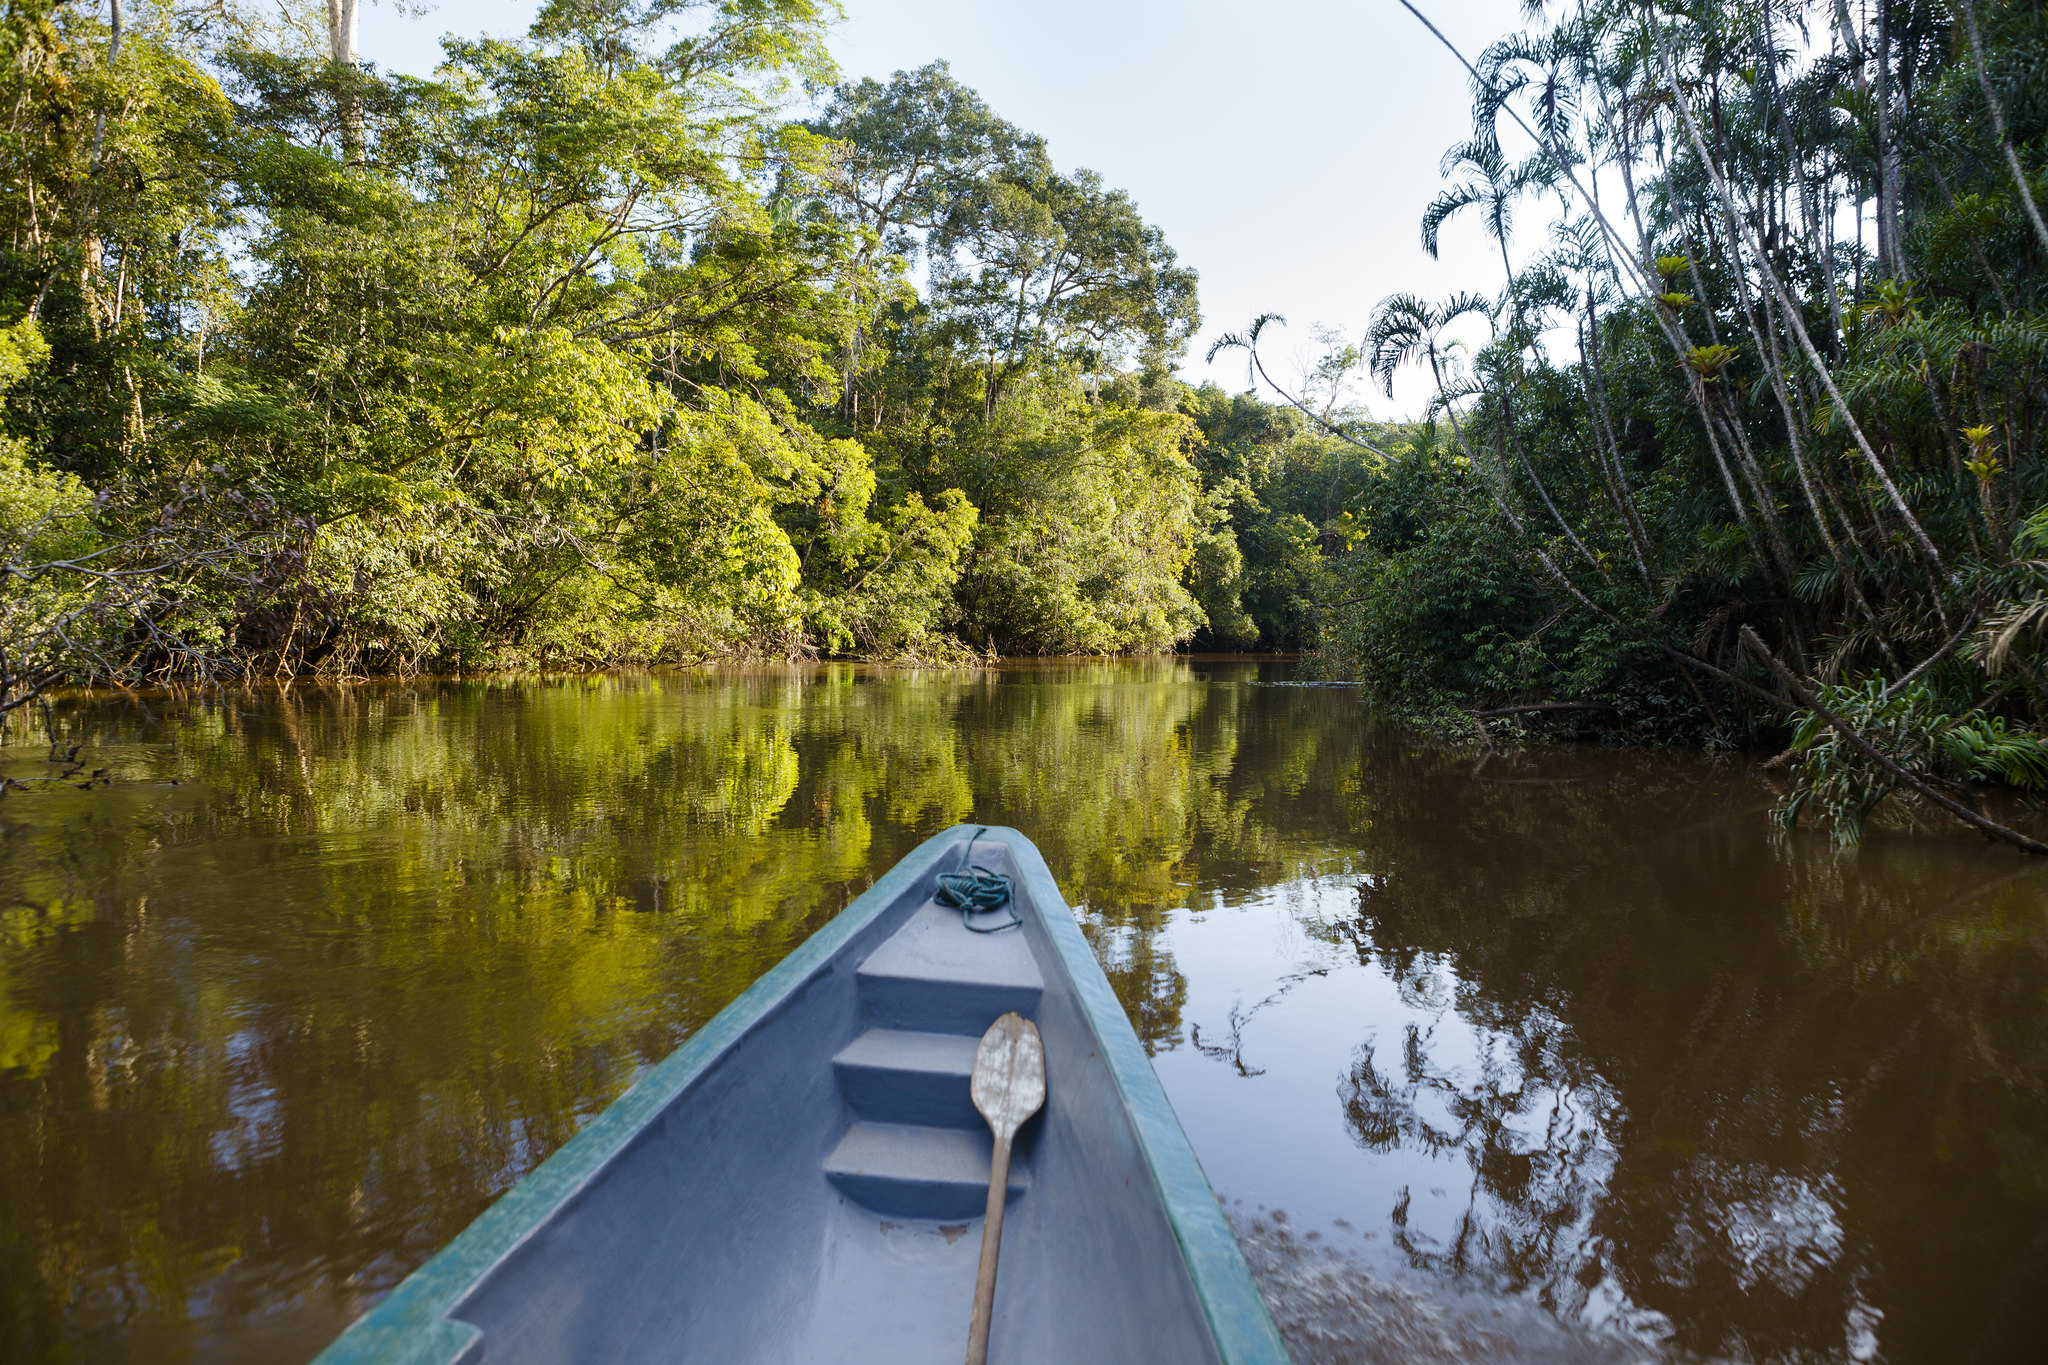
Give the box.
[313,826,1289,1364]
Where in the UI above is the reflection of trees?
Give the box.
[1314,741,2048,1364]
[1192,967,1328,1075]
[0,661,1373,1358]
[11,679,2046,1361]
[1337,994,1622,1324]
[955,664,1372,1055]
[1095,923,1189,1056]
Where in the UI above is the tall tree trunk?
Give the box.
[86,0,125,170]
[1646,4,1952,585]
[329,0,362,161]
[36,1,124,321]
[1760,4,1846,358]
[1581,301,1654,588]
[328,0,359,62]
[1874,1,1908,278]
[1954,0,2048,258]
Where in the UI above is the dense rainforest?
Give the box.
[1225,0,2048,844]
[5,0,2048,844]
[0,0,1369,696]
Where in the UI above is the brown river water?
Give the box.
[0,659,2044,1364]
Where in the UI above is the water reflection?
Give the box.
[0,662,2045,1363]
[1154,742,2048,1365]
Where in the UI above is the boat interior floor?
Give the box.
[801,900,1046,1357]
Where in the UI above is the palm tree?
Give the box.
[1420,137,1549,292]
[1206,314,1395,460]
[1364,291,1492,410]
[1370,290,1601,568]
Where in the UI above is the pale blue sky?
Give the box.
[356,0,1531,417]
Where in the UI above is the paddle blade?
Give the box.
[969,1012,1045,1142]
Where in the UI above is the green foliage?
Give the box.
[1245,0,2048,819]
[0,318,47,398]
[0,5,1265,691]
[1176,382,1380,650]
[1186,507,1257,647]
[1944,713,2048,788]
[1681,343,1739,379]
[800,484,980,659]
[1779,679,2048,846]
[952,400,1207,653]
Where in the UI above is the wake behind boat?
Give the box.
[313,825,1288,1364]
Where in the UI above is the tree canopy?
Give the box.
[0,3,1300,698]
[1246,0,2048,845]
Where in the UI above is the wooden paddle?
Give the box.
[964,1011,1045,1365]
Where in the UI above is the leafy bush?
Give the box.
[1778,679,2048,845]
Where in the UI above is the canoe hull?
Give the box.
[313,826,1288,1364]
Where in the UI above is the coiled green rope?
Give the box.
[934,827,1020,932]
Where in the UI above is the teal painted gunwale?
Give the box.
[313,825,1288,1365]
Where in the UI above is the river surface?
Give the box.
[1,659,2045,1364]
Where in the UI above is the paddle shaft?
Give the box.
[964,1132,1014,1365]
[964,1011,1042,1365]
